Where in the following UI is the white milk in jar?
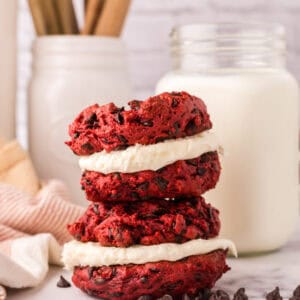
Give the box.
[156,23,299,254]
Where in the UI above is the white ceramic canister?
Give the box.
[156,23,299,254]
[28,36,132,205]
[0,0,17,139]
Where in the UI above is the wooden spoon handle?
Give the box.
[82,0,105,35]
[28,0,47,35]
[95,0,131,36]
[55,0,79,34]
[42,0,62,34]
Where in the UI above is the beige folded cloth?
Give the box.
[0,139,84,291]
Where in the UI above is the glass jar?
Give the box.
[28,36,132,205]
[156,23,299,254]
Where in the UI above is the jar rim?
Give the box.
[33,36,125,54]
[171,22,285,40]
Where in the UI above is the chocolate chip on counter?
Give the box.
[209,290,230,300]
[141,120,154,127]
[0,285,7,300]
[233,288,248,300]
[57,275,71,288]
[154,177,169,191]
[197,168,207,176]
[118,135,128,144]
[266,287,282,300]
[138,296,153,300]
[81,142,94,152]
[290,285,300,299]
[160,295,173,300]
[197,288,212,300]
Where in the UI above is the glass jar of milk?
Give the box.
[156,23,299,254]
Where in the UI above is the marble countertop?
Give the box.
[7,220,300,300]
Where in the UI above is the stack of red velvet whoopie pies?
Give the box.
[62,91,236,300]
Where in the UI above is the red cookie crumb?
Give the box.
[66,91,212,155]
[68,196,220,247]
[72,250,229,300]
[81,151,220,202]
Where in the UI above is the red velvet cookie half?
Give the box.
[66,91,212,155]
[68,196,220,247]
[72,250,229,300]
[81,151,221,202]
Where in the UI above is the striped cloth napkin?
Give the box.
[0,138,84,291]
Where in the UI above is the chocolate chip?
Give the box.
[154,177,169,191]
[138,296,153,300]
[233,288,248,300]
[141,120,154,127]
[85,179,92,185]
[209,290,230,300]
[191,108,200,114]
[155,137,167,143]
[173,121,180,135]
[86,113,98,125]
[94,277,106,285]
[172,98,179,107]
[137,181,149,191]
[186,159,198,166]
[81,142,94,152]
[197,168,207,176]
[93,204,99,215]
[140,276,148,283]
[56,275,71,288]
[291,286,300,299]
[73,131,80,139]
[114,172,122,180]
[129,100,141,110]
[108,228,113,241]
[118,135,128,144]
[197,288,212,300]
[81,185,85,190]
[87,267,96,279]
[131,192,140,200]
[111,292,124,297]
[185,118,197,133]
[115,111,124,125]
[101,137,113,144]
[266,287,282,300]
[200,153,211,163]
[149,268,160,273]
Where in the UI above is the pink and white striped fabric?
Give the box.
[0,180,84,288]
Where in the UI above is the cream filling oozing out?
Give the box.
[79,130,221,174]
[62,238,237,270]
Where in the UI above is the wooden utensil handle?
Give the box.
[82,0,105,35]
[95,0,131,36]
[55,0,79,34]
[28,0,47,35]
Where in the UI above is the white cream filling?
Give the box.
[79,130,221,174]
[62,238,237,270]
